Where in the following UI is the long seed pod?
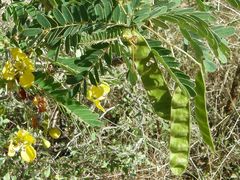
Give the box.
[122,29,172,119]
[135,58,172,119]
[170,87,190,175]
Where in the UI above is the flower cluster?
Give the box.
[87,82,110,112]
[8,129,37,163]
[2,48,35,88]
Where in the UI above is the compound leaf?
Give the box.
[34,72,102,127]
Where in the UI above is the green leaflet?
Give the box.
[61,6,74,23]
[195,0,206,11]
[212,26,236,38]
[22,28,42,37]
[152,49,196,97]
[53,8,66,25]
[194,70,215,151]
[34,72,103,127]
[55,96,102,127]
[170,87,190,175]
[36,14,51,28]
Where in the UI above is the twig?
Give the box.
[82,165,168,179]
[226,117,239,140]
[99,106,116,119]
[218,1,240,16]
[224,65,240,113]
[211,143,237,179]
[0,94,9,100]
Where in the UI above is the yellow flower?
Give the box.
[7,129,37,163]
[2,61,15,80]
[15,129,36,144]
[19,70,35,88]
[1,48,35,88]
[10,48,35,72]
[10,48,28,61]
[87,82,110,112]
[15,57,35,72]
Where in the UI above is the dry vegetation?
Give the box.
[0,0,239,179]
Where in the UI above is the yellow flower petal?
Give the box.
[10,48,22,59]
[19,71,34,88]
[94,100,105,112]
[91,85,105,99]
[100,82,110,95]
[16,129,36,144]
[87,89,93,100]
[24,134,36,145]
[93,82,110,99]
[14,60,25,72]
[2,61,15,80]
[20,145,36,163]
[49,127,61,139]
[10,48,27,60]
[16,129,26,139]
[15,58,35,72]
[8,141,16,157]
[22,57,35,72]
[10,48,35,72]
[42,138,51,148]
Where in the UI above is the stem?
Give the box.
[142,25,202,67]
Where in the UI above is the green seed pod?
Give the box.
[122,29,151,61]
[169,87,190,175]
[49,127,61,139]
[123,29,172,119]
[135,58,172,119]
[130,45,151,61]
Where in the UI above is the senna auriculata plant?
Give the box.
[1,0,236,176]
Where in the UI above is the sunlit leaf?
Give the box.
[22,28,42,37]
[194,70,215,151]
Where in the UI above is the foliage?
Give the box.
[0,0,238,178]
